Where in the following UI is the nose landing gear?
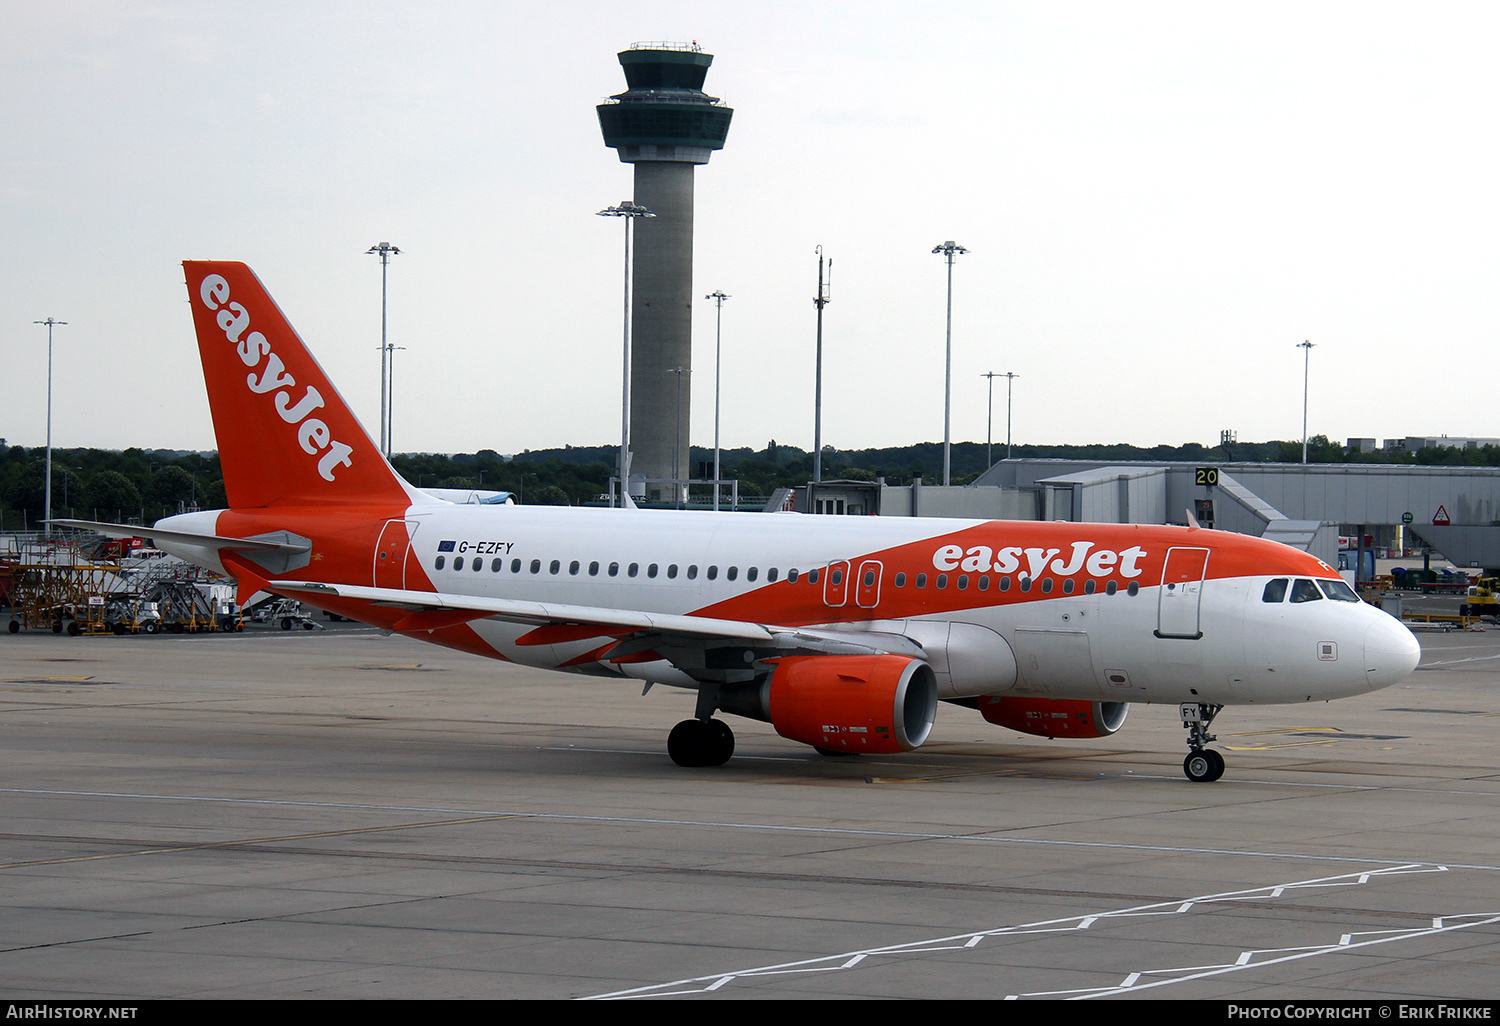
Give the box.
[1180,703,1225,782]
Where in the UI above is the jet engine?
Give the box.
[977,696,1128,739]
[763,655,939,754]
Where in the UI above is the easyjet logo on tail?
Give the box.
[198,274,354,482]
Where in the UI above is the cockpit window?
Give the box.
[1262,579,1288,603]
[1319,579,1361,602]
[1289,578,1324,603]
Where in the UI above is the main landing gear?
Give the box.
[1179,702,1225,783]
[668,718,735,767]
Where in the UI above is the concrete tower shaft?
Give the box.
[598,43,732,499]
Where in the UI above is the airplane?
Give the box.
[59,261,1423,782]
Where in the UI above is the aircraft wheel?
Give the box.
[668,718,735,767]
[1184,749,1223,783]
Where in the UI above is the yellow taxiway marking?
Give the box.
[3,676,96,683]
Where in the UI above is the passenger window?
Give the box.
[667,564,678,579]
[530,559,541,574]
[1127,581,1139,596]
[491,558,502,572]
[1084,579,1095,595]
[454,557,464,571]
[474,559,483,572]
[589,561,599,576]
[1290,578,1323,603]
[863,570,876,587]
[1062,579,1074,595]
[936,574,947,589]
[708,566,718,581]
[746,567,757,582]
[768,568,779,583]
[608,562,619,577]
[511,558,521,573]
[687,565,698,580]
[787,569,798,583]
[727,566,738,581]
[647,563,658,578]
[1319,579,1361,602]
[1263,579,1289,603]
[569,560,580,575]
[956,575,968,590]
[915,573,927,588]
[434,556,445,570]
[628,563,639,578]
[978,575,989,591]
[895,572,906,587]
[1105,580,1117,595]
[549,560,560,575]
[1041,578,1053,594]
[999,576,1010,592]
[1019,577,1031,593]
[808,569,820,584]
[829,568,841,585]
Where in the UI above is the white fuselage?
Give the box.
[159,503,1420,708]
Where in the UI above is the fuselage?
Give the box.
[156,503,1420,708]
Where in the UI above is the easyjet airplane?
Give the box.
[61,262,1422,782]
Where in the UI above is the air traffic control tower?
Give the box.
[598,42,733,499]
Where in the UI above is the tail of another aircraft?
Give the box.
[183,261,412,509]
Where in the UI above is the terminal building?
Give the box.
[785,460,1500,579]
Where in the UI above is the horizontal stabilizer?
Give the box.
[48,519,309,554]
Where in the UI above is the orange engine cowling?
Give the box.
[767,655,938,754]
[977,696,1128,739]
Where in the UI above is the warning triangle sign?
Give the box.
[1433,505,1451,526]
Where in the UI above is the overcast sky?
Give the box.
[4,2,1498,456]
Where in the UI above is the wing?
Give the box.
[268,579,927,665]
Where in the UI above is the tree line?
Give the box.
[1,434,1491,526]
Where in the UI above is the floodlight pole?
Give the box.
[981,372,998,470]
[1298,340,1315,464]
[707,290,730,510]
[932,240,968,485]
[365,242,401,458]
[598,201,655,506]
[34,318,66,538]
[813,246,831,484]
[1005,371,1019,460]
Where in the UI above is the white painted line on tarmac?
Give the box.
[583,865,1458,1000]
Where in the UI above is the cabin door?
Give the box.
[374,520,418,590]
[1157,546,1209,639]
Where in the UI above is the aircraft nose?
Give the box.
[1364,613,1421,690]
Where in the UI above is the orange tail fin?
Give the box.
[183,261,411,509]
